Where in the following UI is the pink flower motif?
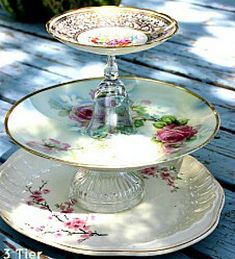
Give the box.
[27,141,52,153]
[39,206,48,210]
[80,234,91,239]
[156,124,197,144]
[59,143,71,151]
[69,105,93,124]
[61,207,74,214]
[55,232,63,238]
[26,139,71,153]
[141,167,156,177]
[160,171,170,179]
[34,197,45,203]
[64,218,87,231]
[42,189,50,194]
[160,171,178,191]
[35,227,43,232]
[48,138,60,144]
[82,225,90,231]
[155,124,197,150]
[107,38,132,47]
[30,194,41,199]
[32,191,42,196]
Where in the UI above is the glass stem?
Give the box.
[104,55,119,81]
[87,56,135,138]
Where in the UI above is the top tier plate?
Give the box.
[46,6,178,55]
[5,77,219,170]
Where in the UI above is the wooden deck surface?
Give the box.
[0,0,234,258]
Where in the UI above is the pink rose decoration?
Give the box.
[69,105,93,123]
[156,124,197,144]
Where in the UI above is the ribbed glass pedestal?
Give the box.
[69,169,145,213]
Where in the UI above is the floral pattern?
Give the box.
[141,166,181,192]
[155,123,197,153]
[48,7,176,45]
[25,180,107,242]
[26,138,71,154]
[69,105,93,127]
[48,94,93,129]
[48,93,199,154]
[90,37,133,47]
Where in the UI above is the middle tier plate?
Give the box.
[5,77,219,170]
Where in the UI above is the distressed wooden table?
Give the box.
[0,0,234,258]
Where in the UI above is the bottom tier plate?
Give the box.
[0,150,224,256]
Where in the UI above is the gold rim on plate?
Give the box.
[4,76,220,170]
[0,153,224,256]
[46,6,178,51]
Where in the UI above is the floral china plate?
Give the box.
[46,6,178,55]
[0,150,224,256]
[5,77,219,170]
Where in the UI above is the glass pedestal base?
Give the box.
[69,169,145,213]
[69,158,183,213]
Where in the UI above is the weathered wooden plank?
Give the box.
[0,136,17,163]
[193,149,235,187]
[206,131,235,159]
[0,25,234,106]
[0,100,10,133]
[0,0,235,90]
[1,22,234,92]
[123,0,235,89]
[124,48,235,90]
[192,189,235,259]
[175,0,235,13]
[0,100,18,162]
[124,0,235,13]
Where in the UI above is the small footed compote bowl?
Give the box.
[46,6,178,138]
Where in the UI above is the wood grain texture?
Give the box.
[1,0,235,89]
[173,0,235,12]
[0,0,234,258]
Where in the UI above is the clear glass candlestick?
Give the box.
[87,55,135,138]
